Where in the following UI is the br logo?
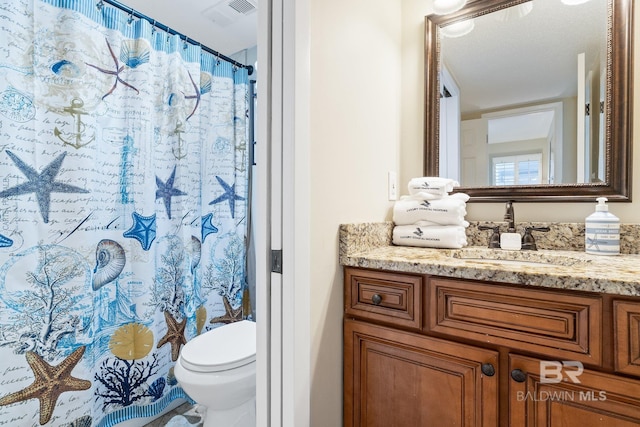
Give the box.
[539,361,584,384]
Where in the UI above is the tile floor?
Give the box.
[143,403,203,426]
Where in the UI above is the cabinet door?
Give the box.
[509,354,640,426]
[614,300,640,376]
[344,319,498,427]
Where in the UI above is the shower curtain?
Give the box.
[0,1,249,426]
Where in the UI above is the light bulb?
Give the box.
[440,19,475,38]
[432,0,467,15]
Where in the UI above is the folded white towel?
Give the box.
[393,225,468,249]
[402,192,470,202]
[393,197,467,226]
[414,219,470,228]
[408,177,459,197]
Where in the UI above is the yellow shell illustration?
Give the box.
[109,323,154,360]
[196,305,207,335]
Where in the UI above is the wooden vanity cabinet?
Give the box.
[344,267,640,427]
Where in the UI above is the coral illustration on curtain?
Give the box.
[0,1,249,426]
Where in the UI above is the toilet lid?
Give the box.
[181,320,256,372]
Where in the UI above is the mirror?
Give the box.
[424,0,633,201]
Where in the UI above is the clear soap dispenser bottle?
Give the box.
[585,197,620,255]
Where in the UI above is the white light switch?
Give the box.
[388,171,398,201]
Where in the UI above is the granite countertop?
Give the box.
[340,222,640,297]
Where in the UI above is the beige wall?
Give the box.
[309,1,640,425]
[309,0,402,425]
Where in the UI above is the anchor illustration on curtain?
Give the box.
[0,1,250,426]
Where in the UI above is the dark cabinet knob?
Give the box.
[371,294,382,305]
[481,363,496,377]
[511,369,527,383]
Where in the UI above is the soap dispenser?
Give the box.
[585,197,620,255]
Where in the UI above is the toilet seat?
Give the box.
[180,320,256,373]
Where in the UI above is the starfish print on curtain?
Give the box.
[0,1,249,424]
[201,213,219,243]
[183,71,201,121]
[156,165,187,219]
[85,38,141,100]
[0,233,12,248]
[209,176,245,219]
[0,151,89,223]
[0,346,91,425]
[210,296,242,325]
[157,311,187,361]
[123,212,157,250]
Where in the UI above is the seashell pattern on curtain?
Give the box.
[0,1,250,426]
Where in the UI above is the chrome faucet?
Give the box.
[504,200,515,232]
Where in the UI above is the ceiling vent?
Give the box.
[229,0,256,14]
[204,0,257,28]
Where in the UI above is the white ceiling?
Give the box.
[440,0,607,115]
[488,110,555,144]
[118,0,258,57]
[117,0,605,120]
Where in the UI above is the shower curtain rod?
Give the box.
[99,0,254,75]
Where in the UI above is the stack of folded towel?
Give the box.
[392,177,469,249]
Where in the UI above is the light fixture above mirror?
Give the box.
[433,0,469,15]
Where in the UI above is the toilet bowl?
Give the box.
[174,320,256,427]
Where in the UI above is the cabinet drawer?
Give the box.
[429,277,602,365]
[345,268,422,329]
[614,300,640,376]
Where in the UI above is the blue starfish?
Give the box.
[156,166,186,219]
[0,233,12,248]
[0,151,89,223]
[123,212,156,251]
[209,176,245,219]
[201,212,219,243]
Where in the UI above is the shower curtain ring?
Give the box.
[127,10,134,25]
[183,37,188,50]
[151,20,157,34]
[96,0,104,11]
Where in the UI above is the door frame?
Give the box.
[256,0,311,425]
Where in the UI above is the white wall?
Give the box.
[309,0,402,424]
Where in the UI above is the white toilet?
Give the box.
[175,320,256,427]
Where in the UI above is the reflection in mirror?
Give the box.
[424,0,633,201]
